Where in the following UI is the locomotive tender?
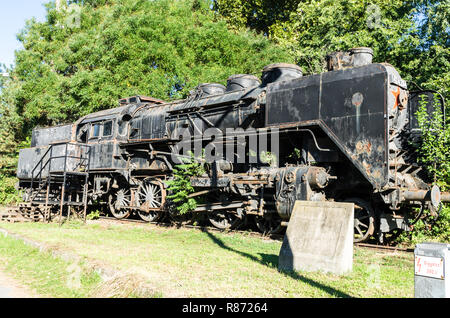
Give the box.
[17,47,449,242]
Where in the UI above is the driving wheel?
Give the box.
[136,179,165,222]
[109,189,131,219]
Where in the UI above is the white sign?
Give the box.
[415,255,445,280]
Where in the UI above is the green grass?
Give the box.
[0,220,415,298]
[0,233,101,298]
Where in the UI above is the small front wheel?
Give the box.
[254,215,284,235]
[207,211,245,230]
[344,197,375,243]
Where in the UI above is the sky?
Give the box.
[0,0,49,68]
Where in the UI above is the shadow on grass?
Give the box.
[203,229,352,298]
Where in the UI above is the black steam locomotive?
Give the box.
[16,47,448,243]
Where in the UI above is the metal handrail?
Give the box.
[30,142,92,203]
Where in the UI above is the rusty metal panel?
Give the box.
[89,143,114,169]
[320,64,388,188]
[142,113,166,139]
[265,64,388,188]
[408,90,445,136]
[265,74,321,125]
[17,147,48,179]
[112,142,127,169]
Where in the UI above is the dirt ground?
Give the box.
[0,269,36,298]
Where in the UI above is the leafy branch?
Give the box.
[166,152,205,215]
[414,93,450,188]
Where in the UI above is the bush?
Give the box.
[397,93,450,244]
[0,175,22,205]
[86,210,101,220]
[398,206,450,245]
[166,152,205,215]
[414,94,450,186]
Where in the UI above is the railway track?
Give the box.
[95,216,414,253]
[96,216,286,241]
[354,243,414,253]
[1,205,414,253]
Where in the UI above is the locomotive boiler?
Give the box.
[16,47,449,243]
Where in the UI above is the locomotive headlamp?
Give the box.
[430,185,441,208]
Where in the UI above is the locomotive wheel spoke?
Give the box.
[354,218,369,230]
[344,198,375,243]
[355,224,364,237]
[137,179,165,222]
[109,189,131,220]
[141,184,162,209]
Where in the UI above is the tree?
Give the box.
[212,0,300,35]
[0,0,292,150]
[213,0,449,100]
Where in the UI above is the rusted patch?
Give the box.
[391,87,401,110]
[355,140,372,155]
[371,169,382,179]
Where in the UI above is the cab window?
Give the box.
[103,120,113,137]
[91,123,101,138]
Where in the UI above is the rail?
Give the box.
[96,216,414,253]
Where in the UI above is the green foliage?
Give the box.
[398,93,450,244]
[0,175,22,205]
[288,148,302,162]
[1,0,290,130]
[398,206,450,245]
[0,131,29,205]
[166,153,205,215]
[259,151,277,167]
[214,0,449,100]
[414,94,450,187]
[0,0,291,173]
[86,210,101,220]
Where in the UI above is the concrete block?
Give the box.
[278,200,354,275]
